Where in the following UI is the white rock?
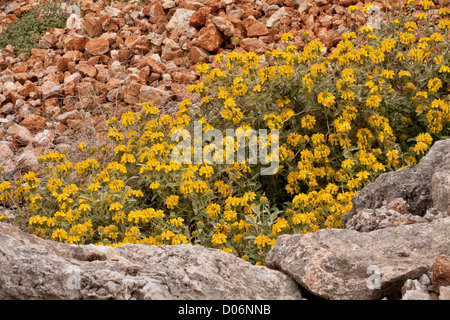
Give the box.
[104,6,121,17]
[402,290,431,300]
[32,129,55,147]
[266,7,288,28]
[66,14,82,30]
[166,9,195,34]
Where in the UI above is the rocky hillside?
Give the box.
[0,0,449,300]
[1,139,449,300]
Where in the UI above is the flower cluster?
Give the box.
[3,1,448,265]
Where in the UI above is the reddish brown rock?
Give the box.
[40,81,63,100]
[6,124,34,146]
[189,7,211,28]
[240,38,267,54]
[82,17,102,38]
[171,71,197,84]
[211,16,236,38]
[123,82,143,105]
[85,38,110,56]
[198,22,224,53]
[433,255,450,292]
[16,81,36,99]
[0,141,14,163]
[21,115,47,134]
[62,33,89,51]
[189,46,210,64]
[146,57,164,75]
[143,0,168,24]
[102,18,119,32]
[139,85,171,106]
[75,63,98,78]
[243,16,269,38]
[340,0,359,6]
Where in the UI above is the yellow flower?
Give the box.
[381,70,395,79]
[52,229,68,241]
[359,25,374,34]
[281,32,294,42]
[439,7,450,16]
[169,217,184,227]
[417,12,427,20]
[149,182,160,189]
[366,95,382,108]
[317,92,335,108]
[404,21,418,32]
[348,5,358,13]
[121,111,135,127]
[398,32,415,45]
[428,78,442,92]
[171,234,188,245]
[196,63,210,74]
[109,202,123,211]
[78,141,86,151]
[357,171,370,180]
[341,159,355,169]
[253,85,262,92]
[165,195,179,209]
[438,18,450,29]
[161,230,175,241]
[362,3,373,13]
[396,52,405,61]
[398,70,411,78]
[419,0,434,10]
[211,233,227,246]
[206,203,221,219]
[369,50,385,63]
[79,203,91,212]
[413,132,433,154]
[301,115,316,130]
[341,89,355,101]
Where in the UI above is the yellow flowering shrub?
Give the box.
[1,2,449,265]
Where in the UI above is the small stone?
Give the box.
[402,290,431,300]
[439,286,450,300]
[198,23,224,53]
[211,16,236,38]
[139,86,171,106]
[244,17,269,37]
[85,38,110,56]
[401,279,428,296]
[41,82,63,100]
[432,255,450,292]
[419,274,431,287]
[75,64,98,78]
[240,38,267,54]
[32,129,55,147]
[0,142,14,163]
[166,8,195,35]
[7,124,34,146]
[62,33,88,51]
[21,115,47,134]
[82,17,102,38]
[189,7,210,28]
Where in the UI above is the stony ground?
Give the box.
[0,0,449,301]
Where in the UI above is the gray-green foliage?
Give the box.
[0,1,69,55]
